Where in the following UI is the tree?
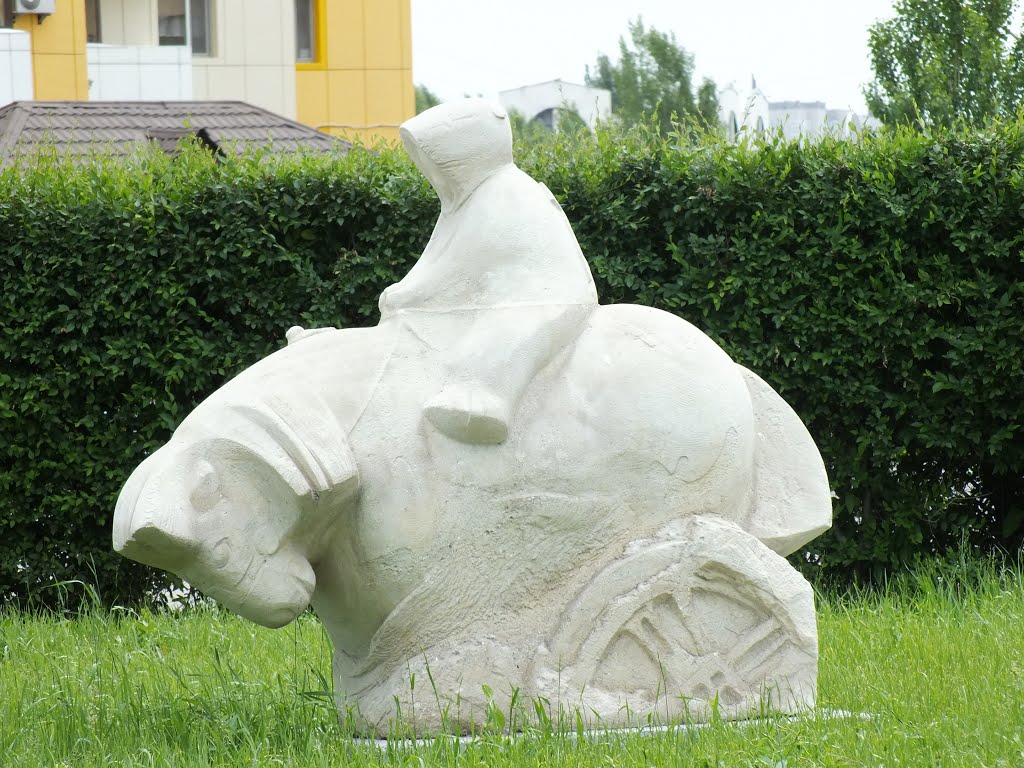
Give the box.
[553,106,589,135]
[586,17,718,134]
[506,108,554,144]
[696,78,721,130]
[504,107,588,146]
[865,0,1024,127]
[415,84,442,114]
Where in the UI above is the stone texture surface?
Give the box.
[113,99,832,736]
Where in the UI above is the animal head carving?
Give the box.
[113,396,359,628]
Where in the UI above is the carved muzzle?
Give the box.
[112,439,318,628]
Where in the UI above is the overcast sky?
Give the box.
[411,0,899,114]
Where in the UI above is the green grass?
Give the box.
[1,558,1023,767]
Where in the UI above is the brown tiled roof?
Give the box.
[0,100,350,159]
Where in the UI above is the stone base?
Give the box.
[353,709,867,750]
[339,517,819,737]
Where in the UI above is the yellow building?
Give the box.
[7,0,89,101]
[0,0,413,144]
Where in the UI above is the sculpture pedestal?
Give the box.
[344,516,816,736]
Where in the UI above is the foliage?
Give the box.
[415,84,442,115]
[696,77,721,129]
[1,121,1023,606]
[540,122,1024,582]
[0,142,437,609]
[550,106,589,136]
[2,556,1023,765]
[585,16,718,134]
[865,0,1024,127]
[506,108,557,144]
[506,107,589,145]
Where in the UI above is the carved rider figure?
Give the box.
[378,99,599,444]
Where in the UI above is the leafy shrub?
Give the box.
[535,122,1024,582]
[0,144,436,608]
[1,122,1021,608]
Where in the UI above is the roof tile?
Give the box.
[0,100,350,160]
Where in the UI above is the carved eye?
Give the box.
[209,537,231,570]
[189,459,221,513]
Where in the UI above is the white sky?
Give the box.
[411,0,899,114]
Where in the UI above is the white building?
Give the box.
[498,79,611,131]
[718,81,770,138]
[715,79,878,140]
[768,100,879,139]
[0,28,32,108]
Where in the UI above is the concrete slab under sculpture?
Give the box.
[112,99,832,736]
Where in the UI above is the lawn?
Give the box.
[1,558,1022,767]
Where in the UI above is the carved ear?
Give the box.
[285,326,337,346]
[227,396,359,505]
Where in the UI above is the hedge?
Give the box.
[0,123,1021,608]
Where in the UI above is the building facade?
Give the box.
[0,0,412,143]
[716,79,878,140]
[498,80,612,132]
[718,81,769,139]
[767,100,878,140]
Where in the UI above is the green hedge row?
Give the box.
[1,123,1021,607]
[0,144,437,608]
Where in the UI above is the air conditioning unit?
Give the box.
[14,0,57,14]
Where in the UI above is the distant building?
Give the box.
[718,80,770,139]
[768,100,879,139]
[0,0,413,144]
[498,79,611,131]
[715,79,878,139]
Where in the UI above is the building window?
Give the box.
[190,0,212,56]
[159,0,212,54]
[727,111,738,140]
[85,0,101,43]
[295,0,317,62]
[158,0,187,45]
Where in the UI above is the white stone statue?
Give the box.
[113,99,832,736]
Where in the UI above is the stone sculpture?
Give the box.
[112,99,832,736]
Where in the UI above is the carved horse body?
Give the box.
[115,97,831,735]
[114,302,830,734]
